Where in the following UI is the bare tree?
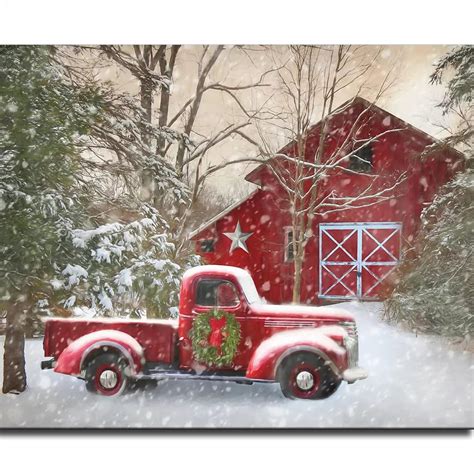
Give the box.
[245,46,406,303]
[88,46,275,231]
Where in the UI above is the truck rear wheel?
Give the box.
[85,353,130,396]
[277,352,341,400]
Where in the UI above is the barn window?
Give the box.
[284,227,295,262]
[349,143,373,172]
[199,239,215,253]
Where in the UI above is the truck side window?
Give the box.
[217,282,239,307]
[196,279,239,307]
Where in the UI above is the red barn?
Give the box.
[189,97,464,305]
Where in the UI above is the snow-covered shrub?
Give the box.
[52,208,200,319]
[385,168,473,337]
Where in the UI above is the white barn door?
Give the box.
[319,222,402,300]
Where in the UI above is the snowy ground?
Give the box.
[0,302,472,428]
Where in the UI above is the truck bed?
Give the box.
[43,317,178,364]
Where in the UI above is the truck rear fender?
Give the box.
[245,327,348,381]
[54,330,145,377]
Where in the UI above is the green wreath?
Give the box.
[190,309,241,367]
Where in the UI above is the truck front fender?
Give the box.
[54,330,145,377]
[246,327,348,381]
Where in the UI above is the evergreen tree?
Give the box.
[431,45,474,114]
[0,46,101,392]
[385,46,473,338]
[54,210,199,319]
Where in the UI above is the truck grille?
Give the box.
[340,321,357,338]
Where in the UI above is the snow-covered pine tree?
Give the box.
[0,46,104,393]
[385,46,473,338]
[54,208,200,319]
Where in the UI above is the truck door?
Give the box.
[187,278,250,371]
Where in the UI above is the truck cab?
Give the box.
[42,265,367,399]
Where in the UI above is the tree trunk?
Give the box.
[139,78,155,202]
[140,80,153,131]
[156,45,180,157]
[156,88,171,156]
[2,302,27,394]
[292,255,303,303]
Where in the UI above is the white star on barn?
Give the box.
[223,221,253,253]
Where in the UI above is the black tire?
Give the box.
[318,375,342,399]
[277,352,341,400]
[84,353,130,396]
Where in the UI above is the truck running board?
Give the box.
[135,370,274,385]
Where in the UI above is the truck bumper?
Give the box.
[41,358,55,370]
[342,367,368,383]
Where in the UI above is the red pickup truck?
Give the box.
[41,265,367,399]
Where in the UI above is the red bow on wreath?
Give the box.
[208,317,226,352]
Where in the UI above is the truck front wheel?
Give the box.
[277,352,341,400]
[85,353,130,396]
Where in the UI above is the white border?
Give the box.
[0,1,471,44]
[188,189,258,240]
[1,434,473,474]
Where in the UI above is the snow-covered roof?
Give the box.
[183,264,250,279]
[182,265,260,304]
[188,189,259,240]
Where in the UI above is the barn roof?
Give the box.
[188,188,259,239]
[189,95,465,240]
[244,95,465,185]
[244,96,465,184]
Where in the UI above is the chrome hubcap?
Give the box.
[99,369,118,389]
[295,370,314,390]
